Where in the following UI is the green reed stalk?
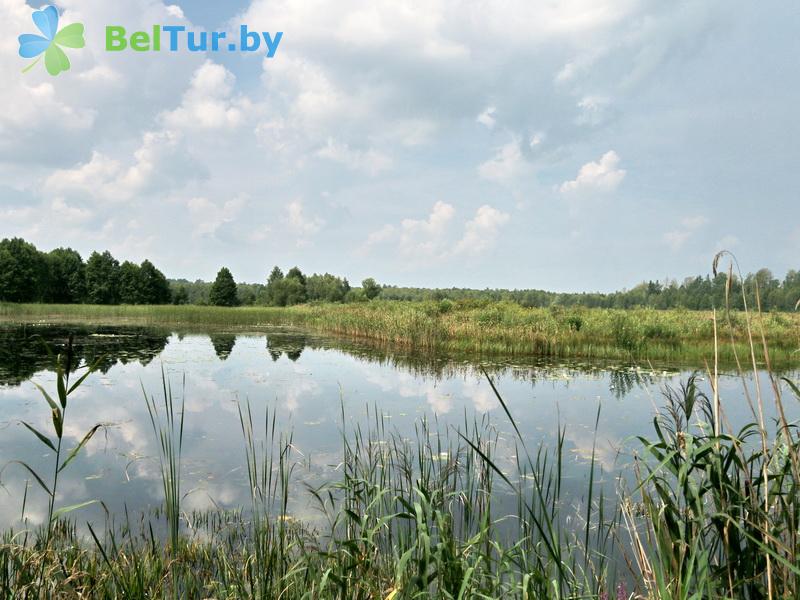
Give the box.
[144,368,185,553]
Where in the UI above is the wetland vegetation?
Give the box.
[2,300,799,367]
[0,322,798,598]
[0,245,799,598]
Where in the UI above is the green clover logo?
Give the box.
[18,5,85,76]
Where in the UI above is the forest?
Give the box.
[1,236,798,311]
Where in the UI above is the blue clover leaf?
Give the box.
[18,6,85,76]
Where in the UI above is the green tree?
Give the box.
[139,260,171,304]
[209,267,239,307]
[266,266,286,306]
[345,288,368,303]
[85,251,121,305]
[307,273,349,302]
[284,267,307,305]
[47,248,86,303]
[172,285,189,305]
[0,238,48,302]
[118,261,144,304]
[361,277,381,300]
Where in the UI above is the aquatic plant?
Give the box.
[1,336,104,539]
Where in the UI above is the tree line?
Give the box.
[0,238,381,307]
[380,270,800,311]
[172,267,381,307]
[0,238,170,305]
[1,237,798,311]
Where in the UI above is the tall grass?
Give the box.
[624,252,800,599]
[2,301,798,366]
[1,383,617,598]
[237,401,294,598]
[143,369,185,553]
[0,336,104,538]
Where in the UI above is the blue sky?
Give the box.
[1,0,798,291]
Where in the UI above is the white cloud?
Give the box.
[364,224,396,247]
[478,137,526,182]
[398,201,455,258]
[161,61,249,131]
[285,200,325,240]
[44,130,187,202]
[165,4,184,18]
[380,119,438,146]
[681,215,709,229]
[2,0,793,288]
[316,138,392,175]
[44,151,122,200]
[462,379,499,413]
[455,205,510,256]
[576,95,611,125]
[715,235,740,252]
[0,0,200,163]
[559,150,626,195]
[184,196,247,237]
[476,106,497,129]
[50,198,94,225]
[365,202,509,263]
[663,215,708,251]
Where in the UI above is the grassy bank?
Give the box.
[1,300,799,366]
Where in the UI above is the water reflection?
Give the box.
[0,324,679,396]
[0,325,168,386]
[210,333,237,361]
[267,332,305,362]
[0,324,795,534]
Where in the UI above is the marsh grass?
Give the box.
[0,336,104,537]
[0,383,618,598]
[2,301,798,367]
[143,369,185,554]
[624,252,800,599]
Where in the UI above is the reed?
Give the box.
[1,300,798,367]
[0,336,104,538]
[624,252,800,599]
[143,369,185,554]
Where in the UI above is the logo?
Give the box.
[104,26,282,56]
[18,5,85,76]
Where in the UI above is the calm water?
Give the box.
[0,324,794,531]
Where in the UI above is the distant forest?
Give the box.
[1,237,798,311]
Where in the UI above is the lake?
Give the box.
[0,323,794,533]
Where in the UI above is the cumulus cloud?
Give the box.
[478,137,526,182]
[715,235,740,252]
[1,0,793,287]
[365,202,508,263]
[316,138,392,175]
[663,215,709,251]
[184,196,247,237]
[398,201,456,259]
[575,95,612,126]
[559,150,626,195]
[455,205,510,256]
[0,0,200,163]
[476,106,497,129]
[44,129,191,202]
[161,61,250,131]
[285,200,325,241]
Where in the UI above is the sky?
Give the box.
[1,0,798,292]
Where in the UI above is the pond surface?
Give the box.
[0,324,795,532]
